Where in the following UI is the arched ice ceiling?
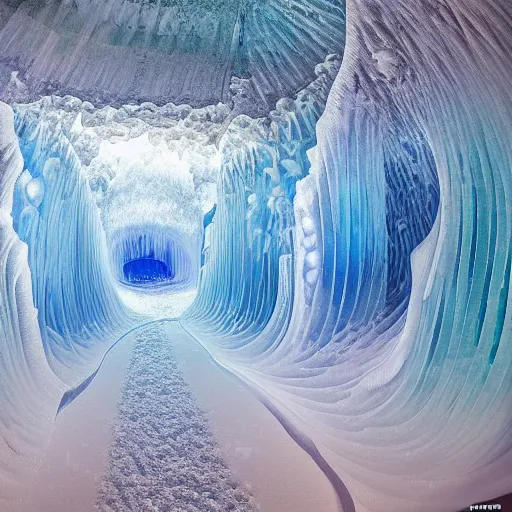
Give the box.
[0,0,345,110]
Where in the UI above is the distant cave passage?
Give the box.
[112,228,196,289]
[122,257,175,285]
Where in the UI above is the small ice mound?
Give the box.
[26,176,45,207]
[116,287,197,320]
[95,324,259,512]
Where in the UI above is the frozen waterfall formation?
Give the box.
[0,0,511,511]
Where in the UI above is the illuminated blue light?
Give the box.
[123,257,174,285]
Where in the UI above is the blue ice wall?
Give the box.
[123,257,173,285]
[185,61,439,350]
[182,1,512,511]
[0,103,66,502]
[185,55,343,338]
[11,106,138,385]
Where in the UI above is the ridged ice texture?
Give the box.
[11,104,139,386]
[0,94,213,498]
[183,1,512,511]
[0,0,345,111]
[185,54,342,338]
[0,103,66,503]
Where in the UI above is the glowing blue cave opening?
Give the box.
[112,229,198,291]
[122,257,174,285]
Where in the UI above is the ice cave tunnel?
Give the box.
[0,0,511,511]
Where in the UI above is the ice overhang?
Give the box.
[0,0,345,113]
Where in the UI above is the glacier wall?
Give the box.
[0,102,66,501]
[182,0,512,511]
[185,54,343,338]
[0,98,153,501]
[11,103,138,386]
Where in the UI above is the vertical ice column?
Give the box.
[305,103,389,346]
[185,55,342,345]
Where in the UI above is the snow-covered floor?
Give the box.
[5,320,340,512]
[2,320,137,512]
[117,286,198,320]
[170,322,341,512]
[96,323,258,512]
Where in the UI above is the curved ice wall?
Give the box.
[11,103,137,385]
[183,1,512,511]
[0,103,66,502]
[0,99,144,502]
[186,54,344,337]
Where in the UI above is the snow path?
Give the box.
[96,323,258,512]
[5,320,340,512]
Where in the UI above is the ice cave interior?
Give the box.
[0,0,511,511]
